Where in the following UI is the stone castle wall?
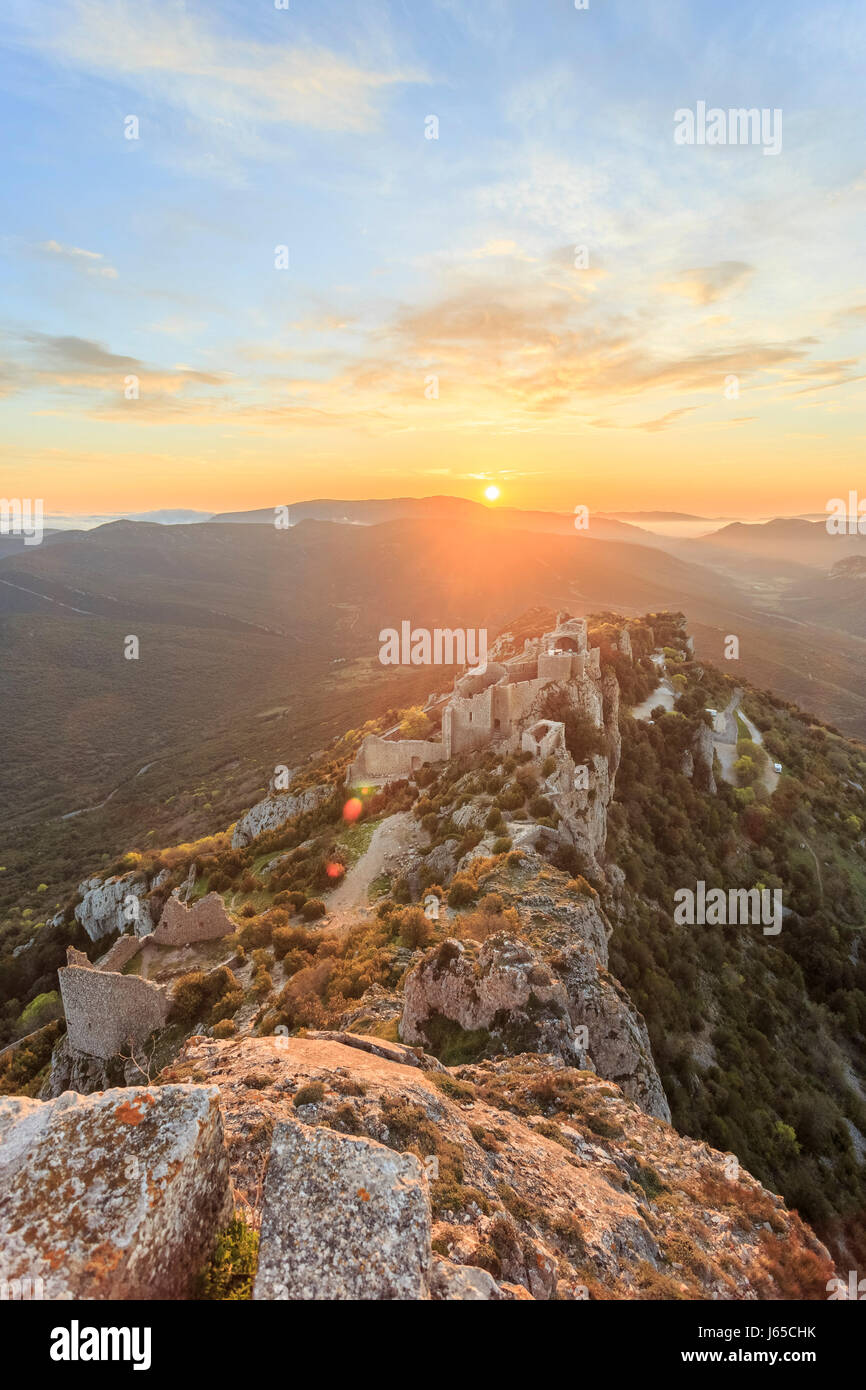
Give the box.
[97,934,148,973]
[151,892,235,946]
[59,965,169,1059]
[348,734,448,785]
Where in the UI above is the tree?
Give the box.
[400,707,432,739]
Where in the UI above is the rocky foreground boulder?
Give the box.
[0,1085,232,1299]
[254,1120,431,1300]
[162,1034,835,1300]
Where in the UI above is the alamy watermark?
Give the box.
[826,493,866,535]
[50,1321,151,1370]
[674,102,782,156]
[379,623,487,675]
[1,1274,44,1300]
[0,497,43,546]
[827,1270,866,1300]
[674,881,782,936]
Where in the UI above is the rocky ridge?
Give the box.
[2,609,842,1298]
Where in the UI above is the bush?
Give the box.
[272,924,319,961]
[498,787,525,812]
[210,988,243,1023]
[293,1081,326,1107]
[301,899,326,921]
[399,707,432,739]
[212,1019,236,1039]
[460,894,520,942]
[392,906,433,949]
[171,966,242,1026]
[195,1217,259,1301]
[252,967,273,1000]
[447,874,479,908]
[18,990,62,1032]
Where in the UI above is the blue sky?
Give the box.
[1,0,865,515]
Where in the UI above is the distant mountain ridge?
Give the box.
[209,495,665,545]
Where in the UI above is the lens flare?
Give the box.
[343,797,363,822]
[326,861,345,879]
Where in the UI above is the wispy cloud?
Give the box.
[16,0,426,136]
[659,261,754,305]
[38,240,118,279]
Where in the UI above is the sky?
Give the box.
[1,0,865,519]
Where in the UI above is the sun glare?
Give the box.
[485,485,500,502]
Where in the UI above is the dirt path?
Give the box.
[326,811,422,917]
[802,840,824,902]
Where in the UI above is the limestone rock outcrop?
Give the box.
[253,1119,431,1300]
[399,853,670,1120]
[694,720,718,794]
[232,784,332,849]
[74,872,149,941]
[401,936,592,1068]
[43,1034,137,1098]
[0,1085,232,1299]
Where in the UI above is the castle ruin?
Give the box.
[58,949,169,1060]
[349,614,602,785]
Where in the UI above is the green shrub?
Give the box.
[195,1217,259,1301]
[18,990,62,1032]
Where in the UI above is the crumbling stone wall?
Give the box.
[522,719,565,760]
[59,965,169,1059]
[348,735,447,785]
[97,934,147,973]
[151,891,235,946]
